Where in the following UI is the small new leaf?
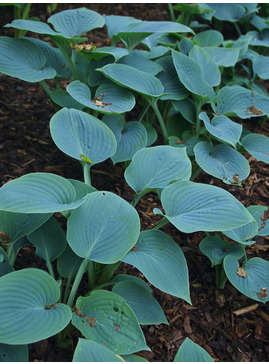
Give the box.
[80,154,93,165]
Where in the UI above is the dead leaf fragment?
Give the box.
[236,267,247,278]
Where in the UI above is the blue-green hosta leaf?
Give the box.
[50,89,84,110]
[166,114,193,138]
[0,37,56,82]
[121,230,191,303]
[124,146,191,194]
[67,179,97,200]
[0,210,51,244]
[4,19,62,36]
[193,30,223,47]
[122,354,147,362]
[248,29,269,47]
[189,46,221,87]
[73,339,125,362]
[203,47,240,67]
[104,15,142,39]
[57,245,84,280]
[91,46,129,62]
[0,268,72,344]
[179,37,194,55]
[199,235,245,267]
[172,50,215,100]
[249,14,269,32]
[97,63,164,97]
[154,181,254,233]
[86,56,115,87]
[172,98,196,124]
[50,108,117,164]
[222,218,258,245]
[118,54,163,76]
[253,55,269,80]
[0,173,85,213]
[67,191,140,264]
[169,134,209,157]
[212,85,269,118]
[112,281,168,325]
[27,216,67,262]
[72,290,149,355]
[199,112,242,147]
[0,247,14,278]
[207,3,246,22]
[67,81,136,114]
[194,142,250,185]
[247,205,269,237]
[0,343,28,362]
[156,56,189,101]
[174,337,214,362]
[102,115,148,164]
[241,133,269,164]
[142,122,158,146]
[112,274,152,293]
[224,256,269,303]
[24,37,71,78]
[48,8,105,37]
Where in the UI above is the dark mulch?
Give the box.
[1,3,269,362]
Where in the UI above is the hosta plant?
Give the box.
[0,4,269,362]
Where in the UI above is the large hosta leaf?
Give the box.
[73,339,124,362]
[124,146,191,194]
[121,230,191,303]
[224,256,269,303]
[0,344,28,362]
[193,30,223,47]
[199,235,244,267]
[172,50,214,99]
[174,337,214,362]
[27,216,67,262]
[247,205,269,237]
[67,81,136,114]
[252,54,269,80]
[0,173,85,213]
[194,142,250,185]
[0,268,72,344]
[203,47,240,67]
[222,218,258,245]
[241,133,269,164]
[103,115,148,164]
[50,108,117,165]
[212,85,269,118]
[67,191,140,264]
[48,8,105,37]
[4,19,62,36]
[97,63,164,97]
[118,54,163,75]
[207,3,246,22]
[154,181,254,233]
[0,211,51,244]
[72,290,149,355]
[0,37,56,82]
[112,281,168,325]
[189,46,221,87]
[199,112,242,147]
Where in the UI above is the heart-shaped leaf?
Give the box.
[0,268,72,344]
[121,230,191,303]
[241,133,269,164]
[112,281,168,325]
[0,211,51,244]
[103,115,148,164]
[169,134,209,156]
[207,3,246,22]
[118,54,163,75]
[174,338,214,362]
[67,191,140,264]
[72,290,149,355]
[48,8,105,37]
[4,19,63,36]
[247,205,269,237]
[67,81,136,114]
[172,50,215,99]
[0,344,28,362]
[0,173,85,213]
[193,30,224,47]
[50,89,84,110]
[73,339,125,362]
[97,63,164,97]
[212,85,269,118]
[199,112,242,147]
[224,256,269,303]
[194,142,250,185]
[203,47,240,67]
[199,235,244,267]
[50,108,117,165]
[124,146,191,193]
[27,216,67,263]
[154,181,254,233]
[67,179,97,200]
[0,37,56,82]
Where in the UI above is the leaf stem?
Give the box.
[66,258,89,308]
[63,276,72,304]
[81,161,91,186]
[168,3,176,22]
[46,259,55,279]
[215,264,227,289]
[39,80,51,97]
[149,99,168,143]
[152,217,169,230]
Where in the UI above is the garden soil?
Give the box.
[1,3,269,362]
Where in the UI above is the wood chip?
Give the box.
[233,303,259,316]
